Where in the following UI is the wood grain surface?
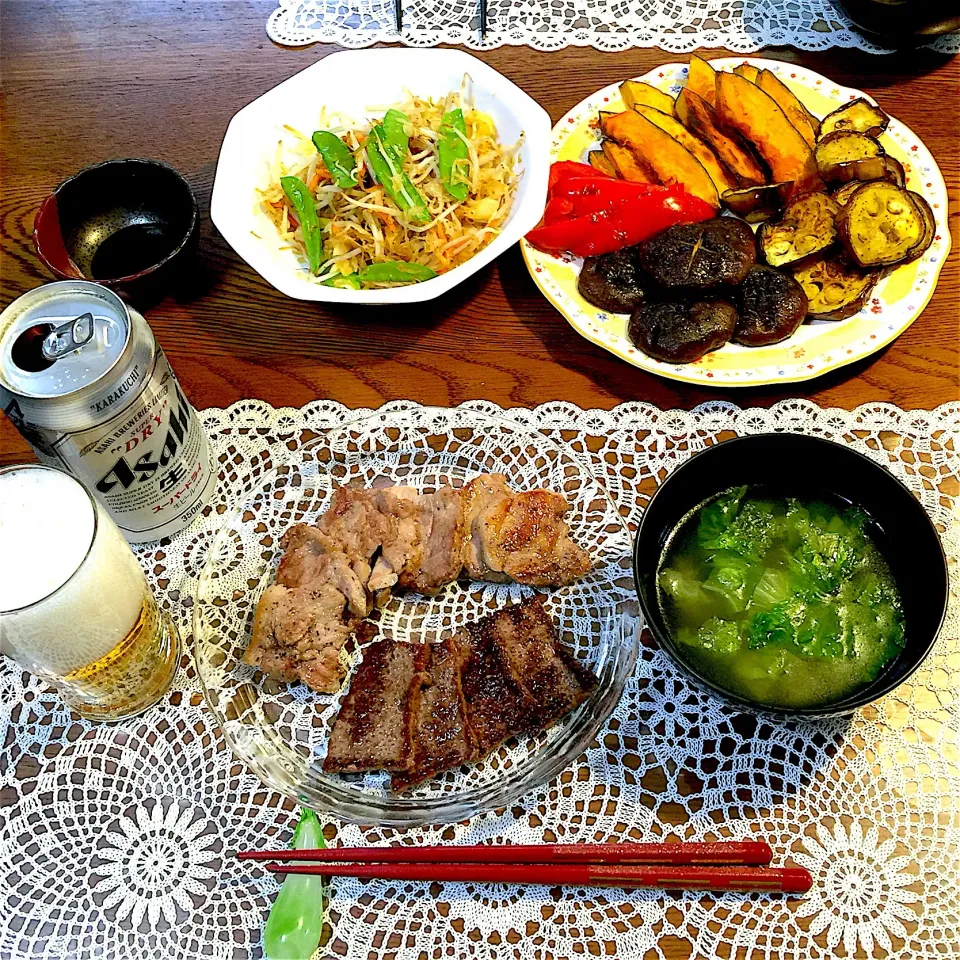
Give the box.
[1,1,958,469]
[1,5,958,960]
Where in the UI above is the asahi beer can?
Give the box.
[0,281,216,543]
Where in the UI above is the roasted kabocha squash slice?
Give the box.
[619,80,676,116]
[756,69,818,149]
[715,73,822,195]
[632,104,738,195]
[675,88,767,187]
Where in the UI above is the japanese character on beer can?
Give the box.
[0,281,216,542]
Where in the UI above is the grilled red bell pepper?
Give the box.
[526,186,713,257]
[543,177,666,225]
[547,160,612,193]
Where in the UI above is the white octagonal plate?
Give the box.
[211,49,551,305]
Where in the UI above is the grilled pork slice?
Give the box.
[392,636,476,792]
[277,524,371,618]
[409,487,467,594]
[460,474,592,587]
[483,598,597,729]
[243,476,592,697]
[323,639,430,774]
[244,582,355,694]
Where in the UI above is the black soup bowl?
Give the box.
[633,434,948,719]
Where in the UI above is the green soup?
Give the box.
[657,486,905,709]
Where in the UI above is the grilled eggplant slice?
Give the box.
[619,80,676,116]
[587,149,618,177]
[735,265,809,345]
[832,180,867,207]
[758,193,841,268]
[686,56,718,106]
[832,158,907,207]
[676,88,767,187]
[603,110,720,209]
[628,297,737,363]
[903,191,936,264]
[815,131,886,184]
[756,69,818,149]
[722,181,794,221]
[632,104,738,195]
[791,252,881,321]
[640,218,756,290]
[578,248,647,313]
[881,156,906,189]
[818,98,890,140]
[837,182,929,268]
[715,73,822,195]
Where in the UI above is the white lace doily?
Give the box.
[2,399,958,960]
[266,0,960,54]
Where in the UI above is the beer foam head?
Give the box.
[0,466,96,611]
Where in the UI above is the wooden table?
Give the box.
[1,1,958,470]
[1,4,958,959]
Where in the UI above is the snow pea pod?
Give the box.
[438,108,470,201]
[381,108,410,156]
[280,175,323,275]
[322,273,362,290]
[359,261,438,284]
[365,125,430,223]
[263,808,326,960]
[311,131,358,188]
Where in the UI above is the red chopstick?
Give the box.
[263,861,812,893]
[238,840,771,866]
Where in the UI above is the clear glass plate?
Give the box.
[193,408,638,826]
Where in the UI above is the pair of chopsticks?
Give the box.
[239,841,812,893]
[395,0,488,38]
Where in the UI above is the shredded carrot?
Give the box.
[257,91,518,282]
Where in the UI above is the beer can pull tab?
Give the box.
[41,313,95,361]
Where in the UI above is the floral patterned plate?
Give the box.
[520,58,950,387]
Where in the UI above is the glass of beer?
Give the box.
[0,464,180,720]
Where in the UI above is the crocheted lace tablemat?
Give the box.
[266,0,959,54]
[1,398,957,960]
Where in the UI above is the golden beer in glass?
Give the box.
[0,464,179,720]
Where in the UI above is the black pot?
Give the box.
[835,0,960,43]
[633,433,949,718]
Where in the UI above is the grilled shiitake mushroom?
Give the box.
[577,247,647,313]
[628,298,738,364]
[817,98,890,140]
[734,266,809,345]
[837,182,933,268]
[758,193,841,268]
[639,218,756,290]
[815,131,886,184]
[791,252,882,321]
